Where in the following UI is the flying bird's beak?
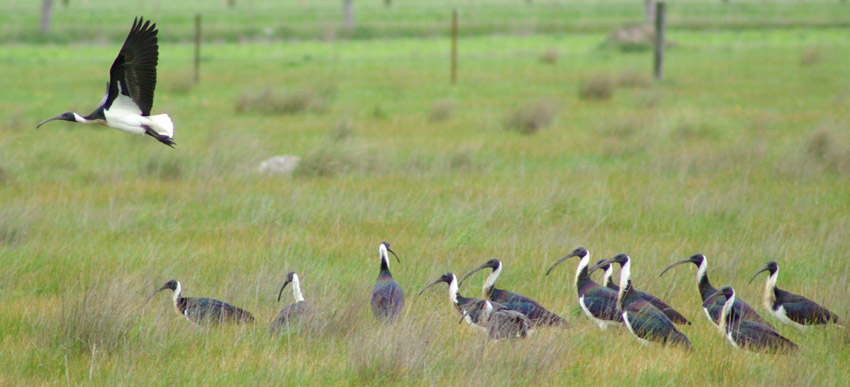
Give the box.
[458,262,492,288]
[545,252,578,276]
[418,277,445,296]
[36,114,67,128]
[659,258,695,278]
[277,278,292,302]
[387,247,400,263]
[748,265,771,284]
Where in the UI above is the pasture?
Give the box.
[1,1,849,385]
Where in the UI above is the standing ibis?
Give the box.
[37,17,175,147]
[460,258,569,328]
[749,260,840,329]
[370,241,404,323]
[596,258,690,325]
[589,254,691,349]
[545,247,620,329]
[269,271,313,334]
[705,286,797,353]
[457,298,530,340]
[419,272,489,331]
[147,279,254,325]
[659,254,771,328]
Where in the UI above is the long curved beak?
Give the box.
[418,277,445,296]
[586,258,615,275]
[144,284,169,304]
[458,262,490,288]
[277,278,292,302]
[545,253,578,276]
[659,258,693,278]
[387,248,400,263]
[36,114,65,129]
[704,291,725,305]
[748,266,771,285]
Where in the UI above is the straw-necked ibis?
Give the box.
[545,247,620,329]
[706,286,797,353]
[419,272,489,331]
[371,241,404,323]
[659,253,771,327]
[37,17,175,147]
[460,258,569,328]
[749,260,840,329]
[589,254,691,349]
[457,298,530,340]
[147,279,254,325]
[269,271,313,334]
[595,258,690,325]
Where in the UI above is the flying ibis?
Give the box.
[544,247,620,329]
[457,298,530,340]
[460,258,569,328]
[419,272,490,331]
[36,17,175,147]
[370,241,404,323]
[595,258,690,325]
[588,254,691,349]
[147,279,254,325]
[269,271,313,334]
[705,286,798,353]
[659,254,771,328]
[749,260,840,329]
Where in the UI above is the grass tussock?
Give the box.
[296,142,373,178]
[346,320,436,382]
[807,124,850,173]
[0,208,33,246]
[539,48,559,64]
[505,99,558,135]
[429,99,455,123]
[579,74,615,101]
[235,84,335,114]
[140,155,183,180]
[616,68,652,88]
[607,24,654,52]
[800,46,823,66]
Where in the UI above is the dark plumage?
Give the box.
[660,254,771,327]
[590,255,691,349]
[269,271,313,334]
[460,258,569,328]
[458,299,530,340]
[596,258,690,325]
[545,247,620,329]
[147,279,254,325]
[749,261,840,329]
[707,286,797,353]
[419,272,490,329]
[371,241,404,323]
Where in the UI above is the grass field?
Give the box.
[1,2,850,385]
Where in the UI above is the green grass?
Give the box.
[1,21,849,385]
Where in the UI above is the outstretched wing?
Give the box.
[106,17,159,115]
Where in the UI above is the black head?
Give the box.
[748,261,779,284]
[705,285,735,305]
[419,272,454,296]
[545,246,588,276]
[594,258,611,271]
[659,253,705,277]
[459,258,501,287]
[587,254,628,275]
[36,111,76,128]
[145,279,179,303]
[610,253,629,266]
[277,271,298,302]
[380,241,400,263]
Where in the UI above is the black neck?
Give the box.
[698,272,716,301]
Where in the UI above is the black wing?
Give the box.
[106,17,159,115]
[779,289,840,325]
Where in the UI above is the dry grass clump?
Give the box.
[800,46,823,66]
[0,208,32,246]
[140,155,183,180]
[807,125,850,173]
[332,118,355,143]
[296,143,372,177]
[539,48,559,64]
[579,74,615,101]
[235,84,334,114]
[429,99,455,122]
[504,99,558,135]
[607,24,654,52]
[346,320,437,382]
[616,68,652,88]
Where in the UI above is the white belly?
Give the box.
[773,305,807,330]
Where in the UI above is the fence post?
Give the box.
[653,2,665,81]
[451,9,458,85]
[194,13,201,85]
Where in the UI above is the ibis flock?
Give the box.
[39,18,842,355]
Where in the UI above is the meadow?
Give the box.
[1,1,850,385]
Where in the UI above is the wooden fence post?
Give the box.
[653,2,665,81]
[194,13,201,85]
[451,9,458,85]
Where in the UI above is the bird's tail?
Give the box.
[146,114,174,138]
